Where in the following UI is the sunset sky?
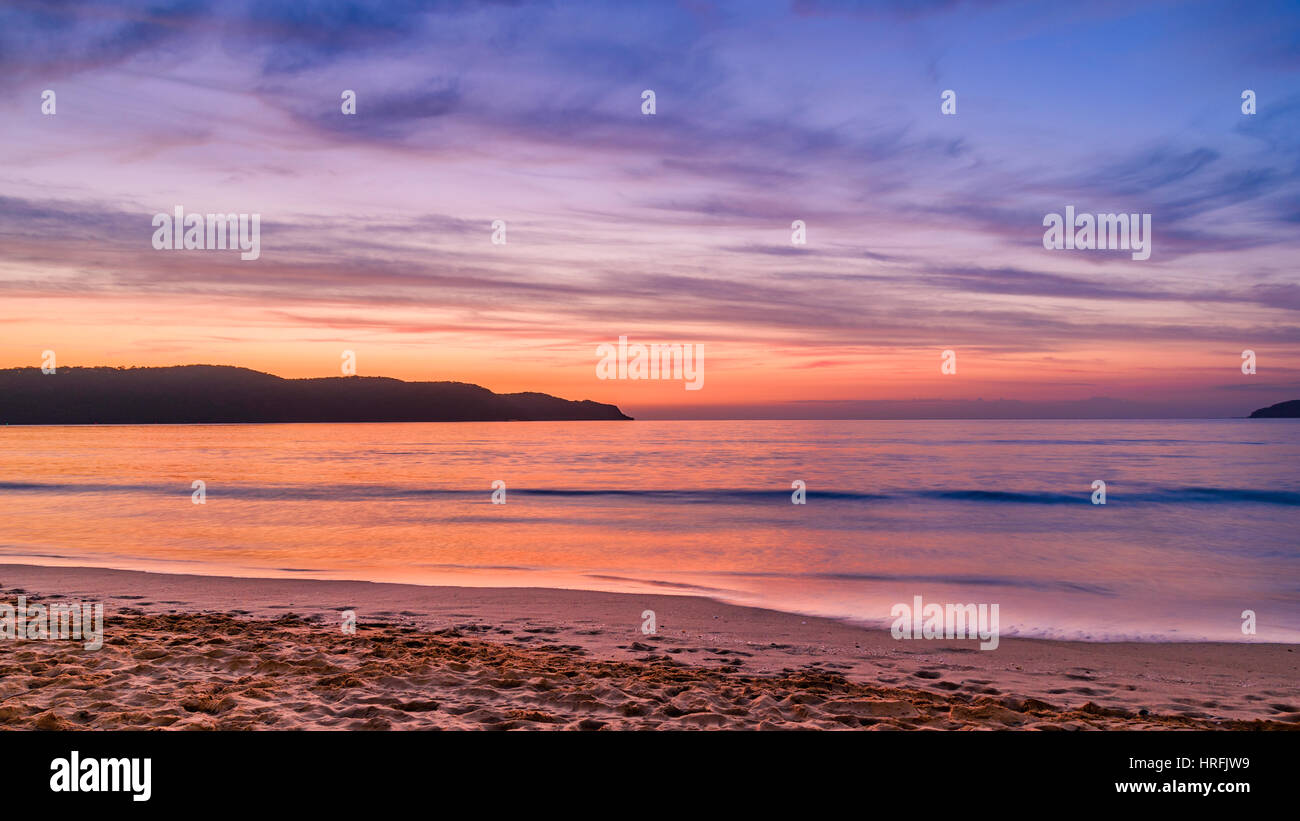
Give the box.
[1,0,1297,418]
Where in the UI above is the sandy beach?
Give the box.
[0,563,1295,730]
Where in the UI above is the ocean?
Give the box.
[2,419,1296,642]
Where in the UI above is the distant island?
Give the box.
[1249,400,1300,418]
[0,366,632,424]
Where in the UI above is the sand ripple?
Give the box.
[2,610,1295,731]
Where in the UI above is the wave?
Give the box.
[1,481,1297,505]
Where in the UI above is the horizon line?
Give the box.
[4,363,1294,421]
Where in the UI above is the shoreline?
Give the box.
[0,559,1286,645]
[2,563,1297,729]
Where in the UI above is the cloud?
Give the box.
[1,0,1298,408]
[0,0,207,80]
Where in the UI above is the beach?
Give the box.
[2,564,1295,731]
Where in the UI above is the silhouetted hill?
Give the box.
[0,366,632,424]
[1249,400,1300,418]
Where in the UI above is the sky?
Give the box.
[1,0,1297,418]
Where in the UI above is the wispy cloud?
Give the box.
[1,0,1298,414]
